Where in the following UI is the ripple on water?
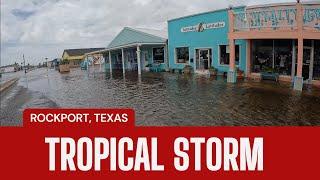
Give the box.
[12,68,320,126]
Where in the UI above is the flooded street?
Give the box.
[1,68,320,126]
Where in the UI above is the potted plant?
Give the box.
[261,67,279,82]
[209,67,218,76]
[145,64,152,72]
[183,65,193,74]
[236,67,244,78]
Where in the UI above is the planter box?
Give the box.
[209,70,217,76]
[183,66,193,74]
[59,64,70,73]
[261,72,279,82]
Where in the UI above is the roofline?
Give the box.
[125,27,168,40]
[167,5,245,22]
[86,42,167,55]
[168,1,320,22]
[62,48,105,58]
[246,1,320,9]
[63,48,105,51]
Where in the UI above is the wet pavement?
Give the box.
[1,67,320,126]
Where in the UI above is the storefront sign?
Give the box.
[181,22,225,33]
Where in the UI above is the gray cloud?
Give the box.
[0,0,310,66]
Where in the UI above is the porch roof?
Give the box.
[107,27,167,49]
[86,27,167,55]
[86,27,168,55]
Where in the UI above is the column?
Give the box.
[99,54,102,72]
[109,51,112,73]
[291,40,296,79]
[121,49,125,74]
[227,8,237,83]
[294,2,304,91]
[227,39,237,83]
[137,45,142,75]
[246,40,252,78]
[164,44,169,71]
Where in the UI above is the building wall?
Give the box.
[141,46,167,70]
[168,7,247,73]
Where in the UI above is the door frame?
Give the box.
[194,48,211,71]
[302,46,313,83]
[293,40,315,84]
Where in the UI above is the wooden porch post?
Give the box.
[109,51,112,73]
[164,44,169,71]
[137,45,142,75]
[122,49,125,74]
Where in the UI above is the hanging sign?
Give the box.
[181,21,225,33]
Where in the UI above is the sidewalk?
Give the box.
[0,78,19,93]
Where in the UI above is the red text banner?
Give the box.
[0,109,318,179]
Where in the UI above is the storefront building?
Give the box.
[168,7,247,75]
[88,27,168,75]
[168,1,320,91]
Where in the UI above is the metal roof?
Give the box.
[107,27,167,49]
[63,48,105,56]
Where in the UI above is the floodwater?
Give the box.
[1,68,320,126]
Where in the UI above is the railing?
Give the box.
[234,8,298,31]
[303,5,320,31]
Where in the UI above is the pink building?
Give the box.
[228,1,320,91]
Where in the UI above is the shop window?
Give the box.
[252,40,294,76]
[219,45,240,65]
[274,40,293,76]
[252,40,274,73]
[153,47,165,64]
[175,47,189,64]
[313,40,320,80]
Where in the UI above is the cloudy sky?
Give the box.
[0,0,306,66]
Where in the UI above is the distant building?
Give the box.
[49,58,61,69]
[62,48,105,68]
[0,64,20,73]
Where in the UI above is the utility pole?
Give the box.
[45,57,49,75]
[23,54,26,74]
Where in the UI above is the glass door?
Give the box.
[295,46,313,83]
[302,47,312,82]
[313,40,320,80]
[196,49,211,70]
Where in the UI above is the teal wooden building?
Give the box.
[89,27,168,75]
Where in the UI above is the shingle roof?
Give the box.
[64,48,105,56]
[107,27,167,49]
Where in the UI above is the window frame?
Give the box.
[174,47,190,65]
[218,44,241,67]
[152,47,165,64]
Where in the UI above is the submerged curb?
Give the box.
[0,78,19,93]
